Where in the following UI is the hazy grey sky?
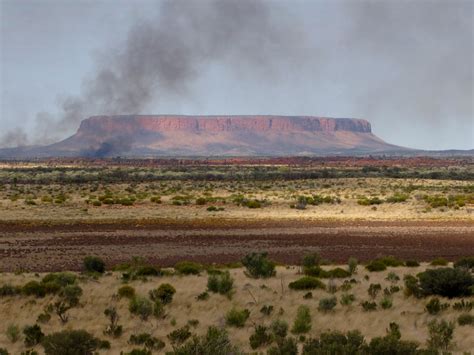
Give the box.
[1,0,473,150]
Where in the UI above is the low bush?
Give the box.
[0,284,21,297]
[6,324,20,343]
[118,285,136,299]
[167,326,192,345]
[241,252,276,278]
[318,296,337,312]
[365,260,386,272]
[271,319,288,339]
[418,267,473,298]
[348,257,358,275]
[196,291,209,301]
[167,326,240,355]
[430,257,448,266]
[425,298,449,315]
[129,333,165,351]
[454,256,474,270]
[289,276,325,290]
[42,329,109,354]
[340,293,355,306]
[249,325,272,349]
[83,256,105,274]
[225,307,250,327]
[427,319,455,351]
[368,283,382,299]
[403,275,423,298]
[405,260,420,267]
[260,304,274,315]
[452,299,473,312]
[380,296,393,309]
[149,283,176,304]
[302,330,366,354]
[59,284,83,307]
[22,281,46,297]
[361,301,377,311]
[291,305,311,334]
[174,261,202,275]
[23,324,44,347]
[207,271,234,295]
[457,313,474,326]
[267,337,298,355]
[129,297,153,320]
[104,307,122,338]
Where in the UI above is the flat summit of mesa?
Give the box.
[1,115,409,157]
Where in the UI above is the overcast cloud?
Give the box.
[0,0,473,150]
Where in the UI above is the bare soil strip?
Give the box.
[1,220,472,272]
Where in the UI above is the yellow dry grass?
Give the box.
[0,264,473,353]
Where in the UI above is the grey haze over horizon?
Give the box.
[1,0,473,151]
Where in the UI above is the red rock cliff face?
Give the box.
[77,115,372,135]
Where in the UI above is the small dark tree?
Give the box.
[241,252,276,278]
[83,256,106,273]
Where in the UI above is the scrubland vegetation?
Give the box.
[0,162,473,224]
[0,253,473,354]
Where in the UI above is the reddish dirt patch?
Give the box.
[0,220,472,272]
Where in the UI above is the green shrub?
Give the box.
[457,313,474,326]
[118,285,135,299]
[271,319,288,339]
[260,304,274,316]
[425,298,449,315]
[303,292,312,299]
[380,296,393,309]
[452,299,473,312]
[149,283,176,304]
[241,252,276,278]
[289,276,325,290]
[249,325,272,349]
[6,324,20,343]
[368,283,382,299]
[134,265,160,277]
[41,272,76,287]
[403,275,423,298]
[385,272,400,283]
[129,297,153,320]
[207,271,234,295]
[361,301,377,311]
[377,256,405,267]
[225,308,250,327]
[0,284,21,297]
[302,330,366,354]
[23,324,44,347]
[129,333,165,351]
[318,296,337,312]
[386,193,409,203]
[348,257,358,275]
[59,284,83,307]
[267,337,298,355]
[418,267,473,298]
[42,329,107,354]
[196,291,209,301]
[167,326,192,345]
[430,257,448,266]
[291,305,311,334]
[365,260,386,272]
[83,256,105,273]
[22,281,46,297]
[167,326,240,355]
[366,334,419,354]
[152,300,165,318]
[454,256,474,270]
[174,261,202,275]
[358,196,383,205]
[340,293,355,306]
[405,260,420,267]
[0,348,8,355]
[427,319,455,351]
[104,307,122,338]
[302,252,321,269]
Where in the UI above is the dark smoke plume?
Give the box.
[31,0,304,145]
[81,136,134,158]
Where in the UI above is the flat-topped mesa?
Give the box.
[77,115,372,135]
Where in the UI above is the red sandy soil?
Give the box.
[0,220,472,272]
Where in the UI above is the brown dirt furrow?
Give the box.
[0,221,472,272]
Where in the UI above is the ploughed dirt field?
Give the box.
[1,220,473,272]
